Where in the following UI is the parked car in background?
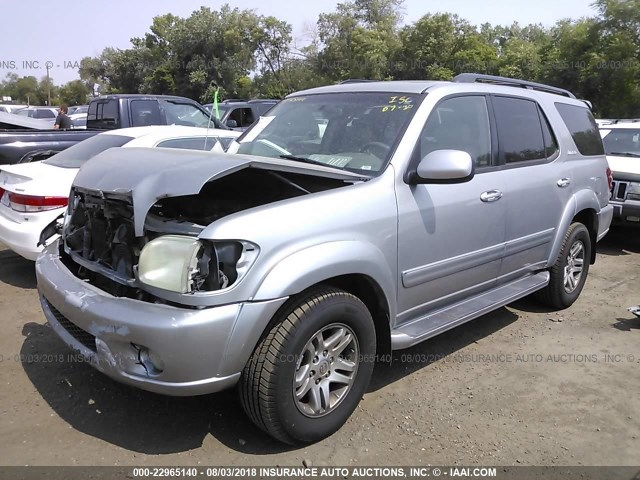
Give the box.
[0,94,228,164]
[600,121,640,227]
[15,106,59,120]
[69,105,89,129]
[0,104,28,114]
[13,107,58,128]
[0,125,240,260]
[67,105,88,116]
[204,99,278,130]
[36,74,612,444]
[0,111,54,130]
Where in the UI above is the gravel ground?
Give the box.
[0,229,638,467]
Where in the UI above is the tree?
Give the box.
[58,80,91,105]
[392,13,498,80]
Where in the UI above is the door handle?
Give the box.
[557,178,571,188]
[480,190,503,202]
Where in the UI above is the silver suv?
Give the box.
[36,74,613,444]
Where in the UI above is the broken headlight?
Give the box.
[137,235,259,294]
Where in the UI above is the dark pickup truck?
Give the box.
[0,94,224,164]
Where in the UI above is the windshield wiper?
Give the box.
[609,152,640,158]
[278,154,373,178]
[279,154,339,168]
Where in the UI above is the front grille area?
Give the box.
[44,298,97,352]
[611,181,628,201]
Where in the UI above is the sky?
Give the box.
[0,0,599,86]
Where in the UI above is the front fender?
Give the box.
[252,241,396,320]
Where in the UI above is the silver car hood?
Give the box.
[73,147,366,236]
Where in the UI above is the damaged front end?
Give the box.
[58,148,359,306]
[61,187,259,304]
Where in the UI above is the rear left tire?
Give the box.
[537,222,591,309]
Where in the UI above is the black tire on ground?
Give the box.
[238,287,376,445]
[537,222,591,309]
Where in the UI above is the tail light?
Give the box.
[0,187,5,199]
[606,167,614,192]
[8,192,68,212]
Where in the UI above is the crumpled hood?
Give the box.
[73,147,365,236]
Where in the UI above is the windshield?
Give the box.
[43,134,133,168]
[233,92,422,174]
[601,128,640,157]
[161,101,222,128]
[204,105,229,119]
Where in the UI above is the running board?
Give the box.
[391,272,550,350]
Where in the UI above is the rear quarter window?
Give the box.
[88,99,120,129]
[156,137,219,150]
[555,103,605,156]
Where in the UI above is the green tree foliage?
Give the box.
[5,0,638,118]
[392,14,498,80]
[58,80,91,106]
[0,74,60,105]
[316,0,403,80]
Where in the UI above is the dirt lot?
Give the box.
[0,229,638,467]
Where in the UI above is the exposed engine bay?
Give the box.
[61,167,349,301]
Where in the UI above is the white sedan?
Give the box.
[0,125,239,260]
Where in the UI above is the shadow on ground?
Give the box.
[21,307,518,456]
[612,316,640,331]
[0,248,36,289]
[597,227,640,256]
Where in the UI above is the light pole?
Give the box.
[45,62,51,106]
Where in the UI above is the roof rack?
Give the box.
[453,73,576,99]
[612,118,640,124]
[339,79,376,84]
[220,98,248,103]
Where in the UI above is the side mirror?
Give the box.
[226,119,238,128]
[407,150,474,184]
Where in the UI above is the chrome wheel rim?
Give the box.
[293,323,359,418]
[564,240,585,293]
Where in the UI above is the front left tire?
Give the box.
[238,287,376,444]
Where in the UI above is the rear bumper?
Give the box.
[610,199,640,228]
[0,206,62,260]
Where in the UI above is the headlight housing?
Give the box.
[628,182,640,201]
[137,235,259,294]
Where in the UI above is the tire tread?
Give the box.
[239,287,356,444]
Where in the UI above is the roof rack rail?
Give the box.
[339,79,376,84]
[612,118,640,124]
[453,73,576,99]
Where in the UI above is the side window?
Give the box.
[493,96,546,163]
[38,109,56,119]
[161,101,210,127]
[555,103,605,156]
[418,96,492,168]
[88,99,119,128]
[539,107,559,158]
[228,108,255,128]
[156,137,219,150]
[130,100,162,127]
